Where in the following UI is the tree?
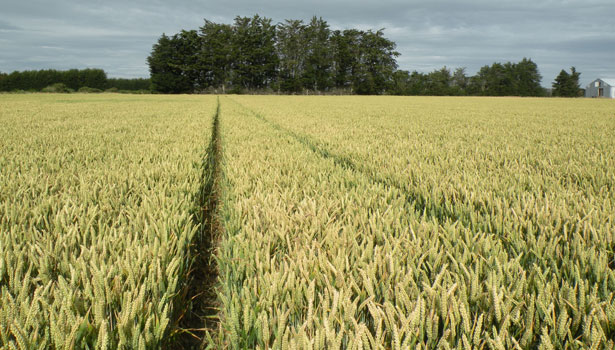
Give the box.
[354,29,399,94]
[0,69,111,92]
[0,72,7,91]
[302,17,332,92]
[198,20,233,92]
[552,67,581,97]
[512,58,544,96]
[148,33,196,93]
[276,19,307,93]
[389,70,411,95]
[175,30,202,90]
[144,15,403,94]
[484,63,513,96]
[425,67,452,96]
[450,67,469,95]
[466,59,543,96]
[80,69,107,90]
[231,15,278,91]
[330,29,362,91]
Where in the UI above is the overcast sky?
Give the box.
[1,0,613,86]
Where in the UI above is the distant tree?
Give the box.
[389,70,411,95]
[467,59,543,96]
[450,67,469,95]
[276,19,307,93]
[144,15,403,94]
[0,69,109,92]
[552,67,581,97]
[330,29,362,91]
[148,33,195,93]
[198,20,233,92]
[354,29,399,94]
[484,63,513,96]
[175,30,202,90]
[80,69,108,90]
[0,72,7,91]
[512,58,544,96]
[391,67,467,96]
[31,70,60,90]
[2,71,20,91]
[63,69,81,90]
[302,17,332,92]
[425,67,452,96]
[405,71,426,95]
[231,15,278,91]
[142,15,554,97]
[552,69,570,97]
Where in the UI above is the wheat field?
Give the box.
[0,94,216,349]
[1,94,614,349]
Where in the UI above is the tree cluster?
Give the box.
[147,15,400,94]
[148,16,556,97]
[552,67,582,97]
[390,59,545,96]
[0,69,151,92]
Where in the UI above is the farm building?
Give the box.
[585,78,615,98]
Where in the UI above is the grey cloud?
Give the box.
[0,20,21,31]
[0,0,613,85]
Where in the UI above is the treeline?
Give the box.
[148,15,400,94]
[149,15,587,97]
[391,59,544,96]
[0,69,151,92]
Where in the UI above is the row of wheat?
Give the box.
[209,96,615,349]
[0,94,216,349]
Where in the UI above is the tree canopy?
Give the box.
[148,15,400,94]
[552,67,582,97]
[0,69,150,92]
[147,16,561,97]
[388,59,545,97]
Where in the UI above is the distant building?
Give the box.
[585,78,615,98]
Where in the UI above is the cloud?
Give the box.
[0,20,21,31]
[0,0,613,85]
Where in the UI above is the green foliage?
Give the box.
[147,33,195,94]
[147,15,399,95]
[146,15,553,97]
[387,59,544,97]
[552,67,582,97]
[276,19,308,93]
[329,28,400,95]
[354,30,400,94]
[198,21,234,92]
[231,15,279,90]
[41,82,71,93]
[0,69,149,93]
[330,29,361,90]
[467,58,544,96]
[301,17,333,92]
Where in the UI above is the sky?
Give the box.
[0,0,613,87]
